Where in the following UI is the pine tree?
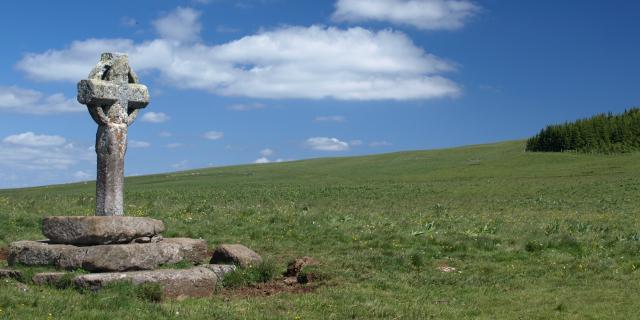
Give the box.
[526,107,640,153]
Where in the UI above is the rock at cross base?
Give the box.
[74,265,236,299]
[202,264,237,279]
[32,272,67,286]
[210,244,262,268]
[75,267,216,298]
[0,269,23,281]
[42,216,165,245]
[28,265,235,298]
[8,238,208,272]
[77,52,150,216]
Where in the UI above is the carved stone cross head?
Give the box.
[78,53,149,125]
[77,53,150,216]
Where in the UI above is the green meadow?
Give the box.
[1,140,639,319]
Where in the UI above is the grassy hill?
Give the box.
[1,140,640,319]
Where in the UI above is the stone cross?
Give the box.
[77,53,150,216]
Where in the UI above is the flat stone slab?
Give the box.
[8,238,207,272]
[202,264,236,279]
[42,216,165,245]
[0,269,23,281]
[210,244,262,268]
[74,265,234,298]
[32,272,68,286]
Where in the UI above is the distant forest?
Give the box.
[526,108,640,153]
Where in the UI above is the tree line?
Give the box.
[526,108,640,153]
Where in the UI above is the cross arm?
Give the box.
[77,79,150,109]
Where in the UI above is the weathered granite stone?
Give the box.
[210,244,262,268]
[131,236,151,243]
[74,267,219,298]
[8,241,80,268]
[32,272,68,286]
[0,269,23,281]
[43,216,165,245]
[8,238,207,272]
[202,264,236,279]
[131,235,163,243]
[77,79,149,109]
[77,52,150,216]
[81,238,208,272]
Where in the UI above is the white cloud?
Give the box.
[0,86,82,115]
[158,131,173,137]
[203,131,224,140]
[369,140,392,147]
[315,115,346,123]
[17,20,460,101]
[166,142,183,148]
[73,170,91,180]
[0,146,78,170]
[254,157,270,164]
[255,148,275,163]
[305,137,350,151]
[0,137,92,171]
[204,26,458,100]
[226,103,265,111]
[333,0,480,30]
[349,139,363,146]
[171,160,189,169]
[260,148,274,157]
[141,112,170,123]
[153,7,201,42]
[3,132,66,147]
[129,140,151,148]
[16,39,135,82]
[0,134,94,187]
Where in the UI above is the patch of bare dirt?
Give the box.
[221,256,326,298]
[0,247,8,261]
[221,280,319,298]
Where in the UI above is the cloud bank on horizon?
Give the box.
[15,3,473,102]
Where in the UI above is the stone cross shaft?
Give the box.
[77,53,150,216]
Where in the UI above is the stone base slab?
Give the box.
[42,216,165,245]
[210,244,262,268]
[0,269,23,281]
[32,272,68,286]
[202,264,236,280]
[74,265,235,298]
[8,238,207,272]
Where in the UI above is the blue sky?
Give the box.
[0,0,638,188]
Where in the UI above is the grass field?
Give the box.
[1,140,640,319]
